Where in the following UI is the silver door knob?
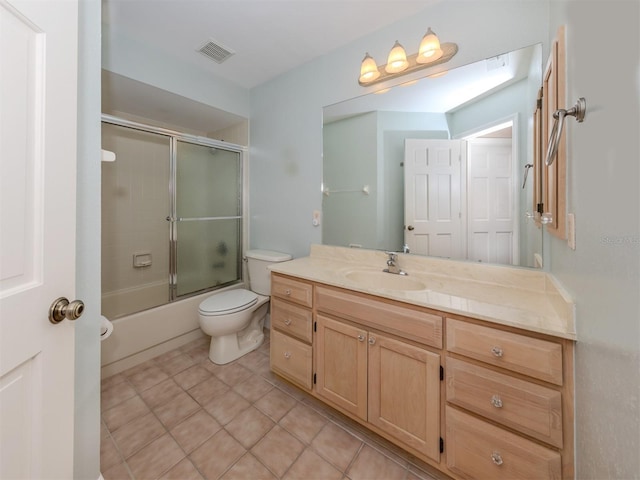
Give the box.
[49,297,85,324]
[407,225,415,231]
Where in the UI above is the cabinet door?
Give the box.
[368,333,441,461]
[315,314,368,420]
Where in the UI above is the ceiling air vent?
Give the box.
[197,39,235,64]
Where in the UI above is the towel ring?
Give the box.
[545,97,586,166]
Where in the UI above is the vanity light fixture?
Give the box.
[358,28,457,87]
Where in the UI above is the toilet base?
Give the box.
[208,323,265,365]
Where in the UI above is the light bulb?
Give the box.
[385,41,408,73]
[417,27,443,64]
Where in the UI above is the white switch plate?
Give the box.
[312,210,321,227]
[567,213,576,250]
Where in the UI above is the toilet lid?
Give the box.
[199,289,258,316]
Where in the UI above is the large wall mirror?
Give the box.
[322,43,543,268]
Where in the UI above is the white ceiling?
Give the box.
[102,0,439,90]
[101,1,538,134]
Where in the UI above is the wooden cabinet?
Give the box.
[446,407,561,480]
[368,332,441,460]
[315,314,367,420]
[540,25,567,238]
[269,274,313,390]
[269,273,575,479]
[445,317,574,480]
[314,286,442,463]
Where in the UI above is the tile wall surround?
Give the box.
[101,124,171,318]
[101,331,443,480]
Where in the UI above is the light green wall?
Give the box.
[547,1,640,478]
[76,0,102,478]
[323,113,378,249]
[249,0,548,258]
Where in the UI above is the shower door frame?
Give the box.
[101,114,248,308]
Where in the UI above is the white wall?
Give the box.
[249,0,548,258]
[547,1,640,478]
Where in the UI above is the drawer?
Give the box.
[270,330,312,390]
[446,407,561,480]
[446,318,563,385]
[271,274,313,307]
[446,358,563,447]
[315,285,442,349]
[271,297,312,343]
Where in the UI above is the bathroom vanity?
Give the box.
[269,245,576,480]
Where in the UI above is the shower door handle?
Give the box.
[166,216,176,222]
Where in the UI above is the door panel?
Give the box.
[467,138,517,265]
[404,139,463,258]
[0,0,78,477]
[368,333,441,461]
[315,314,367,420]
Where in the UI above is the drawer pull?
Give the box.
[491,452,504,466]
[491,346,504,357]
[284,289,292,296]
[357,334,365,342]
[490,395,503,408]
[284,351,291,359]
[284,318,292,326]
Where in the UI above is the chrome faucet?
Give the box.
[383,252,407,275]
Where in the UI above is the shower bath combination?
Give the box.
[101,116,246,320]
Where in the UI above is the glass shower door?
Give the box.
[173,141,242,297]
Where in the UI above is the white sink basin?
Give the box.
[345,270,427,291]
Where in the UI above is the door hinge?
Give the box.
[440,365,444,381]
[440,437,444,453]
[313,373,317,384]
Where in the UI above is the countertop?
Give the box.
[269,245,576,340]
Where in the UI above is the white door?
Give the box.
[404,139,464,258]
[466,138,517,265]
[0,0,79,478]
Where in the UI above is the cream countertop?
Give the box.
[269,245,576,340]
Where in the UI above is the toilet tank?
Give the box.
[246,249,292,295]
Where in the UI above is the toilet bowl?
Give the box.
[198,249,291,364]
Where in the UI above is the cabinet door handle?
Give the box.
[284,351,291,359]
[284,318,292,326]
[491,452,504,466]
[491,346,504,357]
[357,334,365,342]
[368,336,376,345]
[490,395,503,408]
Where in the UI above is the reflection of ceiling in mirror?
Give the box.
[324,44,537,124]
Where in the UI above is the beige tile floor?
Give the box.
[101,329,443,480]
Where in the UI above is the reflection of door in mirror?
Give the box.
[322,44,543,268]
[404,139,463,259]
[404,136,517,265]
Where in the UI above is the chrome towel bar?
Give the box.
[545,97,586,166]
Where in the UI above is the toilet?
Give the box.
[198,249,292,365]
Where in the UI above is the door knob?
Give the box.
[407,225,415,231]
[49,297,85,324]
